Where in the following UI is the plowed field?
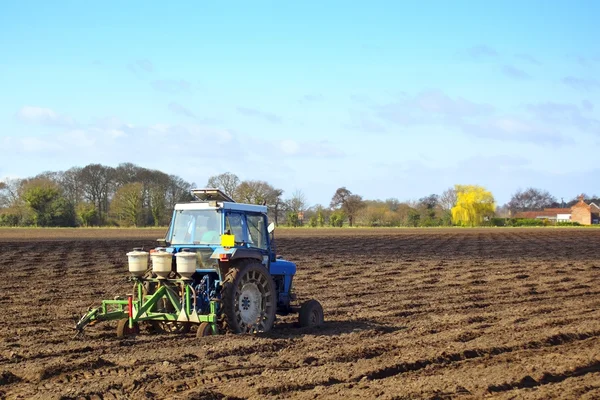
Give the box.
[1,228,600,399]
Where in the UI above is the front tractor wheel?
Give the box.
[221,261,276,334]
[298,300,324,328]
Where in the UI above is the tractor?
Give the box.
[75,188,324,337]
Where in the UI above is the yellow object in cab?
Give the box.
[221,234,235,248]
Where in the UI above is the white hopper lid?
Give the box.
[127,250,149,256]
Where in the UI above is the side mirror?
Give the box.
[156,238,167,247]
[268,222,277,262]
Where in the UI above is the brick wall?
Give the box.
[571,201,591,225]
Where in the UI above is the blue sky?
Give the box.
[1,1,599,206]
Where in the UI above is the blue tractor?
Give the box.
[75,189,324,337]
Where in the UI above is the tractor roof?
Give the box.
[178,188,268,213]
[191,188,234,202]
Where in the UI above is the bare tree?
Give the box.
[113,162,141,187]
[33,171,61,182]
[330,187,351,209]
[439,187,457,211]
[135,168,170,225]
[234,180,283,224]
[166,175,193,210]
[418,194,439,210]
[207,172,240,198]
[79,164,115,221]
[0,178,22,208]
[495,204,510,218]
[385,198,400,212]
[345,195,365,227]
[234,180,281,205]
[566,193,599,207]
[285,190,308,213]
[284,190,308,227]
[330,187,365,227]
[60,167,84,207]
[416,194,442,226]
[507,187,556,214]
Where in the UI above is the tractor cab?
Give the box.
[165,191,272,252]
[162,189,281,268]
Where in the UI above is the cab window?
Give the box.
[247,214,268,250]
[225,212,248,244]
[170,210,221,245]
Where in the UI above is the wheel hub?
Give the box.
[310,310,319,324]
[241,296,251,310]
[238,283,261,324]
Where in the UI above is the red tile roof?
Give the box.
[542,208,571,213]
[513,211,560,219]
[513,203,597,219]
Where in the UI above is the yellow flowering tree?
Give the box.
[451,184,495,226]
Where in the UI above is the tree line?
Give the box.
[0,163,193,227]
[0,166,596,227]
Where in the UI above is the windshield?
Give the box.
[170,210,221,245]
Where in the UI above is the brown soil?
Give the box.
[1,228,600,399]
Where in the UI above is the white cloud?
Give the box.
[459,45,498,60]
[377,90,494,126]
[280,139,300,155]
[350,94,376,105]
[20,137,62,152]
[128,59,154,77]
[93,116,126,130]
[582,100,594,111]
[567,54,600,67]
[15,106,75,127]
[151,80,192,94]
[3,118,239,160]
[135,59,153,73]
[459,116,570,145]
[350,90,587,145]
[414,91,493,116]
[515,53,542,65]
[344,111,386,133]
[525,102,600,134]
[169,102,196,118]
[276,138,343,158]
[147,123,172,135]
[502,65,531,80]
[298,94,324,104]
[187,125,233,144]
[237,106,282,124]
[562,76,600,92]
[58,129,97,148]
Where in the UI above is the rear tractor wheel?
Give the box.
[298,300,324,328]
[221,261,276,334]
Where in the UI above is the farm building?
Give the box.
[571,196,600,225]
[512,196,600,225]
